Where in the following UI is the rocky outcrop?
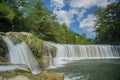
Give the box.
[0,36,7,63]
[2,32,56,68]
[0,70,64,80]
[40,70,64,80]
[0,75,30,80]
[39,42,56,68]
[4,32,43,58]
[0,32,62,80]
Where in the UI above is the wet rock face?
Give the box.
[39,43,56,68]
[0,36,7,62]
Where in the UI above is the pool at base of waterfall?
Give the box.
[49,59,120,80]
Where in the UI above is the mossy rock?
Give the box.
[39,42,56,68]
[0,70,40,80]
[3,32,57,68]
[40,70,64,80]
[0,56,7,62]
[0,70,64,80]
[5,32,43,58]
[0,36,7,62]
[2,75,30,80]
[0,48,4,54]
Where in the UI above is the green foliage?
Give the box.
[95,2,120,44]
[0,2,15,31]
[0,0,91,44]
[0,3,15,21]
[28,34,43,57]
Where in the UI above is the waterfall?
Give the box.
[53,44,120,66]
[2,36,41,74]
[55,44,120,59]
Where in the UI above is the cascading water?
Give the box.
[2,36,41,74]
[53,44,120,66]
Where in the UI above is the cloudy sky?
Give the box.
[43,0,119,38]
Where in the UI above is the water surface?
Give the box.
[49,59,120,80]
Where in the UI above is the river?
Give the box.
[49,59,120,80]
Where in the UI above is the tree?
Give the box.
[95,2,120,44]
[0,2,15,31]
[0,0,91,44]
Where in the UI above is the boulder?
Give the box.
[40,70,64,80]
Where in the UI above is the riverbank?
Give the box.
[0,70,64,80]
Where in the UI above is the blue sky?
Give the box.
[43,0,119,39]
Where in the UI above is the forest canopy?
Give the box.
[94,2,120,44]
[0,0,92,44]
[0,0,119,44]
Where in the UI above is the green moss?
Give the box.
[0,48,3,54]
[0,70,64,80]
[0,70,40,80]
[50,46,56,57]
[40,70,64,80]
[0,36,7,58]
[29,34,43,58]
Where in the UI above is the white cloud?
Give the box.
[51,0,64,9]
[53,10,74,26]
[96,0,111,7]
[69,8,78,14]
[80,14,96,32]
[70,0,95,9]
[70,0,111,9]
[77,9,86,22]
[50,0,117,32]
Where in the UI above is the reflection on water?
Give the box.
[49,59,120,80]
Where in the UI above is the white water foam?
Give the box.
[61,73,90,80]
